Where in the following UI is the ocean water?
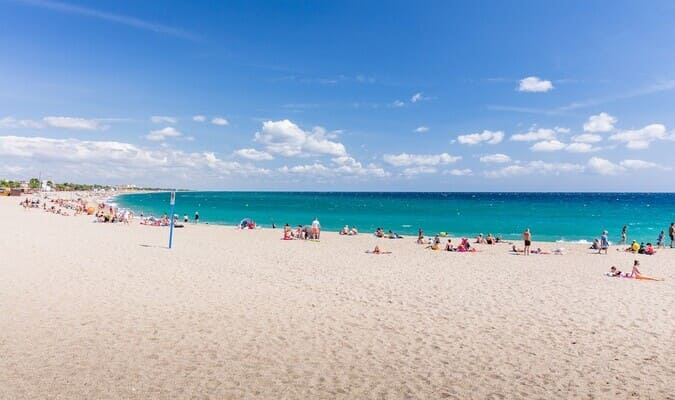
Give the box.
[115,192,675,243]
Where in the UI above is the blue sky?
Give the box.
[1,0,674,191]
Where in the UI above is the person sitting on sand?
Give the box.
[486,233,495,245]
[375,227,384,238]
[349,226,358,235]
[511,244,523,253]
[590,238,600,250]
[444,239,454,251]
[629,260,642,278]
[340,225,349,235]
[475,233,485,244]
[645,243,655,255]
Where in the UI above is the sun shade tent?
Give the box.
[239,218,254,229]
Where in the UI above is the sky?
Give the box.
[1,0,674,191]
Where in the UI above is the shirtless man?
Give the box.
[522,228,532,256]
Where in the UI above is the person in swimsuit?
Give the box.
[599,230,609,254]
[670,222,674,248]
[608,266,622,277]
[522,228,531,256]
[629,260,642,278]
[621,225,627,245]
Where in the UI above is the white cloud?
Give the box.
[0,117,46,129]
[415,126,429,133]
[234,148,274,161]
[555,127,571,134]
[485,161,583,178]
[608,124,667,149]
[382,152,461,167]
[193,115,206,122]
[619,159,661,169]
[479,153,511,163]
[211,117,229,126]
[332,156,388,177]
[279,157,387,178]
[457,130,504,145]
[411,92,424,103]
[565,142,597,153]
[484,165,528,178]
[403,166,437,176]
[392,100,405,108]
[583,112,616,133]
[518,76,554,93]
[510,128,557,142]
[572,133,603,143]
[587,157,624,175]
[151,115,176,124]
[254,119,346,157]
[445,168,472,176]
[0,135,269,180]
[146,126,182,141]
[44,116,106,131]
[530,140,566,152]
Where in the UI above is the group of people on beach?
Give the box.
[281,218,322,240]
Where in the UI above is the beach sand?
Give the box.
[1,196,674,399]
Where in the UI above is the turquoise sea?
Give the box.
[115,192,674,243]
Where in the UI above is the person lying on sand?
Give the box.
[608,266,623,277]
[366,245,391,254]
[530,248,550,254]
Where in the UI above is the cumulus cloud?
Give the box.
[457,130,504,145]
[383,152,461,167]
[0,117,46,129]
[485,161,583,178]
[608,124,668,149]
[619,159,670,170]
[254,119,346,157]
[479,153,511,163]
[583,112,616,133]
[0,135,269,180]
[587,157,623,175]
[211,117,229,126]
[146,126,182,141]
[572,133,603,143]
[402,166,437,176]
[415,126,429,133]
[518,76,554,93]
[445,168,472,176]
[193,115,206,122]
[565,142,597,153]
[411,92,424,103]
[151,116,176,124]
[44,116,106,130]
[530,140,566,152]
[279,157,387,178]
[234,148,274,161]
[510,128,557,142]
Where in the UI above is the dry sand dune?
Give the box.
[1,197,673,399]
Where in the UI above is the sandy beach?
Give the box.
[1,195,674,400]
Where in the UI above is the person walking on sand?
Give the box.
[621,225,627,245]
[194,211,199,224]
[670,222,675,248]
[599,230,609,254]
[522,228,532,256]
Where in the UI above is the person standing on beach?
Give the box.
[669,222,674,248]
[599,230,609,254]
[621,225,627,245]
[312,217,321,239]
[194,211,199,224]
[522,228,531,256]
